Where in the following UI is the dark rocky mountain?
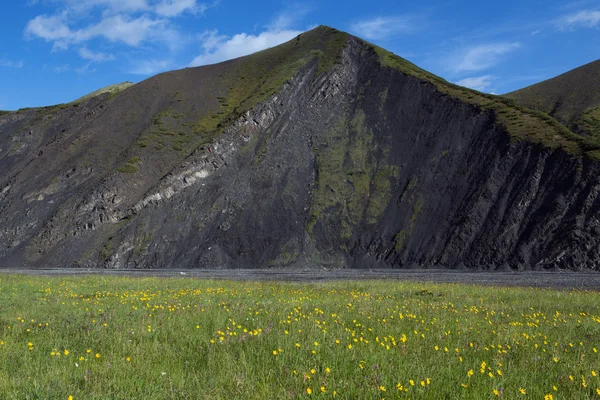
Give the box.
[2,26,600,271]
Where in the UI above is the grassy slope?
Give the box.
[0,274,598,398]
[134,26,348,159]
[373,47,600,159]
[0,83,134,116]
[73,82,135,104]
[504,60,600,138]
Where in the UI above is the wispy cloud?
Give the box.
[54,0,151,14]
[53,65,71,73]
[79,47,115,62]
[25,0,212,53]
[155,0,210,17]
[75,62,96,75]
[557,9,600,29]
[269,3,312,31]
[189,6,307,67]
[40,0,206,17]
[0,58,24,68]
[455,75,495,92]
[189,29,302,67]
[447,42,521,73]
[129,59,174,75]
[26,13,166,49]
[350,16,415,40]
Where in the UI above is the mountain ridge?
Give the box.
[505,59,600,139]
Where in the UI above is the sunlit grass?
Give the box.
[0,275,599,399]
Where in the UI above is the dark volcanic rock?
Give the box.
[1,27,599,270]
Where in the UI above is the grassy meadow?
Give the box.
[0,275,599,399]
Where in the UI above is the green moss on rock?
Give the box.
[308,107,401,239]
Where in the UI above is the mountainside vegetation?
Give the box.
[73,82,135,104]
[1,26,600,270]
[505,59,600,141]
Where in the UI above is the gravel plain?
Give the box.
[1,268,600,290]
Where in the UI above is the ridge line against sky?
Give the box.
[0,0,598,109]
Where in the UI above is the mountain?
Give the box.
[1,26,600,271]
[505,59,600,138]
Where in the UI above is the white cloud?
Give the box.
[129,59,173,75]
[60,0,150,14]
[189,29,302,67]
[84,15,165,46]
[558,10,600,29]
[455,75,495,92]
[79,47,115,62]
[449,42,521,73]
[350,16,414,40]
[76,62,96,75]
[58,0,205,16]
[269,5,312,31]
[25,0,211,51]
[0,58,24,68]
[155,0,204,17]
[38,0,209,16]
[26,13,72,42]
[54,65,71,72]
[26,13,165,48]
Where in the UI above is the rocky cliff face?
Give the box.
[1,28,599,270]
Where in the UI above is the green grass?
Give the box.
[73,82,134,104]
[504,60,600,138]
[0,275,599,399]
[373,46,600,159]
[582,106,600,138]
[0,110,11,116]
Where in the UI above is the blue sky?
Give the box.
[0,0,599,110]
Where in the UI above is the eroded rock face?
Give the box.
[1,37,599,270]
